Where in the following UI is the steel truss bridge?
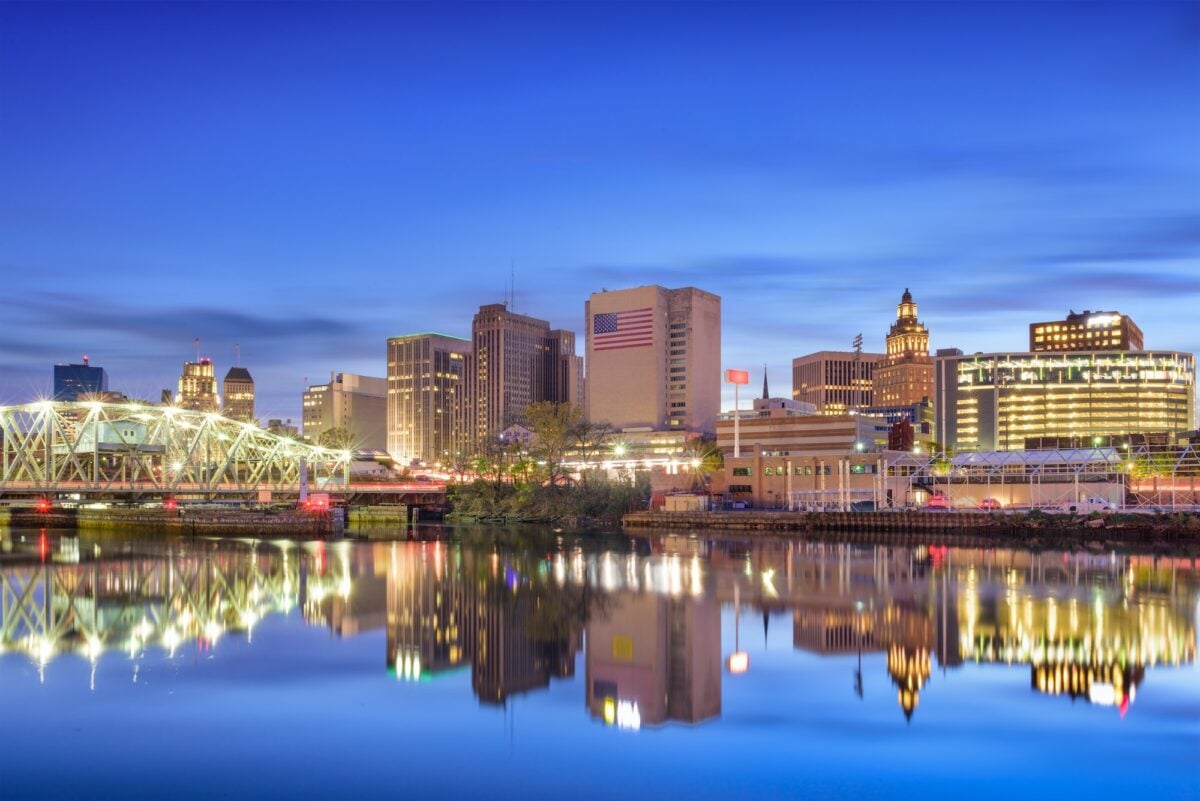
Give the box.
[0,401,353,502]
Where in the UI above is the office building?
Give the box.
[873,289,933,406]
[221,367,255,421]
[585,285,721,434]
[177,358,219,412]
[1029,310,1143,352]
[792,351,882,413]
[53,358,108,401]
[934,351,1196,452]
[386,333,471,464]
[302,372,388,450]
[467,304,580,448]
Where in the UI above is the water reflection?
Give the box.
[1,529,1195,725]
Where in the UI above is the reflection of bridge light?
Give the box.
[34,637,54,665]
[84,637,103,662]
[337,575,351,600]
[162,627,181,655]
[203,620,223,644]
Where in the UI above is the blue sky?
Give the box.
[2,1,1198,419]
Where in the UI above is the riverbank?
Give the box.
[0,506,344,538]
[623,509,1200,549]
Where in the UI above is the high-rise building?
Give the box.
[545,328,585,412]
[302,372,388,450]
[1029,310,1144,352]
[386,333,471,465]
[177,358,218,412]
[585,285,721,434]
[221,367,255,421]
[791,351,882,414]
[467,304,580,447]
[53,358,108,401]
[934,350,1196,451]
[873,289,933,407]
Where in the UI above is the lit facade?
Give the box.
[1030,310,1144,352]
[221,367,255,421]
[934,351,1196,452]
[585,285,721,434]
[177,358,218,412]
[386,333,470,465]
[791,351,882,414]
[873,289,932,406]
[302,372,388,450]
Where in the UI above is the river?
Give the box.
[0,525,1196,800]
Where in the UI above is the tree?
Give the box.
[523,402,584,488]
[317,426,355,451]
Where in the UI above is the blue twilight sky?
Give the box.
[1,1,1198,419]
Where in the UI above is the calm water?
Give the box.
[1,527,1197,801]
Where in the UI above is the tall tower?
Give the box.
[222,367,255,421]
[872,289,933,407]
[178,358,219,412]
[386,333,471,464]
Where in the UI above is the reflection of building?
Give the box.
[386,543,467,679]
[1029,310,1144,353]
[178,358,218,412]
[873,289,933,407]
[935,350,1197,451]
[586,591,721,727]
[386,333,471,464]
[302,372,388,449]
[585,285,721,434]
[468,570,581,705]
[887,645,931,721]
[222,367,255,421]
[53,359,108,401]
[792,351,882,414]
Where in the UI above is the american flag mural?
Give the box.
[592,307,654,351]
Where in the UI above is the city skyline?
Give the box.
[3,2,1198,420]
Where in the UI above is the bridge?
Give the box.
[0,401,446,505]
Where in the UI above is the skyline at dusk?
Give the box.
[3,1,1198,419]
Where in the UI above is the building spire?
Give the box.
[762,364,770,400]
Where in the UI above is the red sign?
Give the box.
[725,369,749,385]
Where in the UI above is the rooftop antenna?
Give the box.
[235,343,241,367]
[194,337,201,362]
[510,257,515,312]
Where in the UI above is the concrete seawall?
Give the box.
[622,510,1200,547]
[1,507,344,538]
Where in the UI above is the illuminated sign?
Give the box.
[1086,314,1121,327]
[725,369,749,385]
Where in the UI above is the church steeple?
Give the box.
[762,364,769,400]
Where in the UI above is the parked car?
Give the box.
[925,494,951,510]
[978,498,1001,511]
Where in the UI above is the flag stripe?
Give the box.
[592,307,655,351]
